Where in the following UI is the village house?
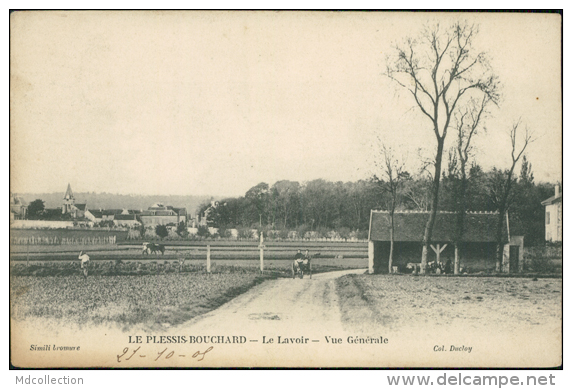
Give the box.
[140,203,187,226]
[113,213,141,227]
[541,185,562,243]
[9,193,27,220]
[84,209,103,223]
[198,200,219,226]
[368,210,523,274]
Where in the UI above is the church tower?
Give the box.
[62,183,75,214]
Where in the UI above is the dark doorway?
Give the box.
[509,246,519,273]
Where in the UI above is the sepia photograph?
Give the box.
[9,10,562,368]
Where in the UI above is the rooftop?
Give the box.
[369,210,507,243]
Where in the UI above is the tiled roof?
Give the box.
[541,192,562,206]
[102,209,123,215]
[369,211,507,243]
[114,214,137,220]
[88,210,103,218]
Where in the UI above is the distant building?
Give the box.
[198,200,219,226]
[61,183,86,219]
[113,213,141,227]
[140,203,186,226]
[84,210,103,223]
[9,193,27,220]
[541,185,562,242]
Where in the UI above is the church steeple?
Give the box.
[64,183,74,201]
[62,183,75,214]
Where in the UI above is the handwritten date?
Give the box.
[117,346,213,363]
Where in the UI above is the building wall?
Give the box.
[545,202,562,242]
[140,215,183,225]
[113,219,140,227]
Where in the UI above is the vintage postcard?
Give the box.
[10,11,562,368]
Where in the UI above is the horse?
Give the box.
[143,243,165,255]
[292,253,319,279]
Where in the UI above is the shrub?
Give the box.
[219,228,232,239]
[155,225,169,239]
[238,227,253,240]
[338,227,351,240]
[356,229,369,240]
[296,224,310,241]
[144,229,158,239]
[315,227,329,239]
[127,229,141,240]
[529,256,556,273]
[197,225,210,238]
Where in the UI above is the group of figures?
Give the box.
[292,249,319,279]
[77,243,168,280]
[77,246,319,280]
[404,259,460,275]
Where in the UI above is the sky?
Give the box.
[10,11,562,197]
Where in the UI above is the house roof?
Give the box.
[115,214,137,220]
[369,210,507,243]
[88,210,103,218]
[75,204,87,211]
[541,192,562,206]
[171,207,187,215]
[102,209,123,215]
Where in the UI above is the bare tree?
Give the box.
[488,120,533,272]
[374,144,407,274]
[386,22,499,273]
[452,95,491,274]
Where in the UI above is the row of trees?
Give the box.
[198,179,381,233]
[198,158,554,246]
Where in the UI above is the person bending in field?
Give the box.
[79,251,90,279]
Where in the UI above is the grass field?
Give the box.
[9,254,368,330]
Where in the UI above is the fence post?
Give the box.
[26,241,29,268]
[259,232,265,273]
[206,245,211,273]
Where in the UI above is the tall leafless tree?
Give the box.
[386,22,499,273]
[374,144,407,274]
[488,120,533,272]
[452,95,491,274]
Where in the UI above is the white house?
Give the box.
[541,185,562,242]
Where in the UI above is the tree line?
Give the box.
[198,157,555,247]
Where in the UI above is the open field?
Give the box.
[335,274,562,334]
[9,240,368,263]
[10,273,268,330]
[9,257,368,279]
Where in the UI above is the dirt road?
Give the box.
[185,268,366,336]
